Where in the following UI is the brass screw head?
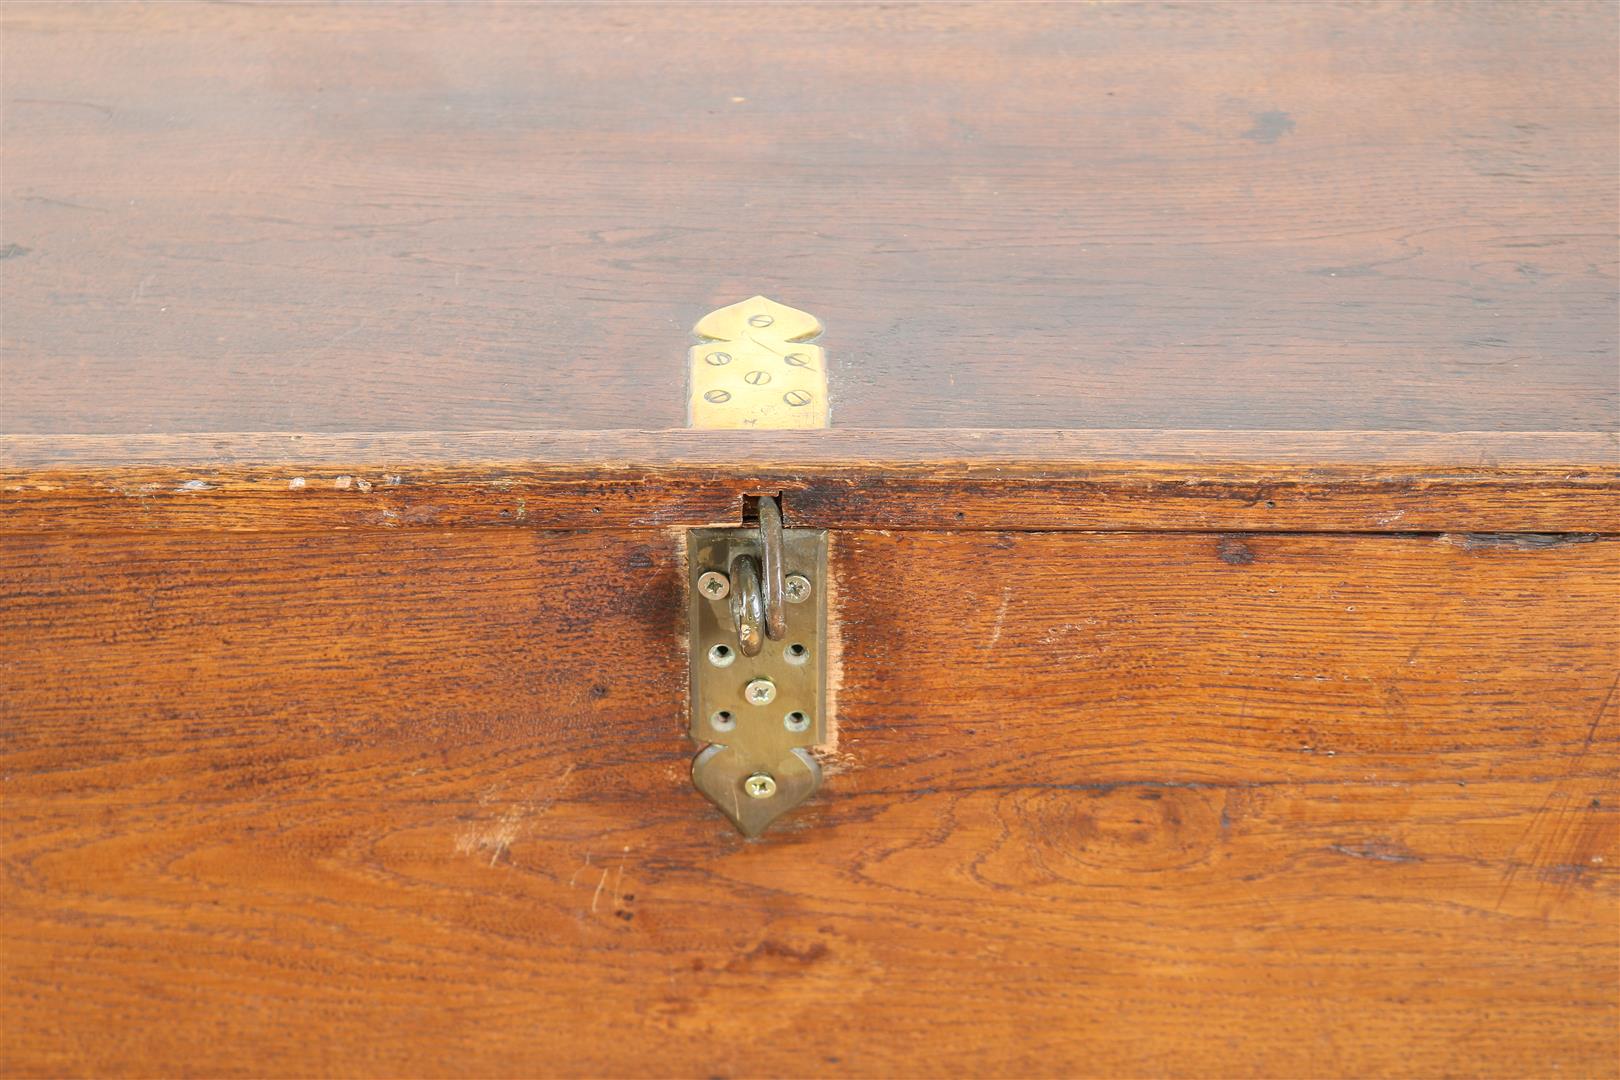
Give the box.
[784,574,812,604]
[744,774,777,799]
[697,571,730,600]
[744,678,776,706]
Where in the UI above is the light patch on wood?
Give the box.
[288,477,305,490]
[453,764,576,866]
[667,525,691,737]
[817,529,848,773]
[454,805,525,867]
[333,475,352,490]
[986,587,1011,649]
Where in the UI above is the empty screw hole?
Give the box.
[784,710,810,732]
[707,643,735,668]
[785,642,808,665]
[710,709,735,732]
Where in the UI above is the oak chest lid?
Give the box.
[2,2,1616,533]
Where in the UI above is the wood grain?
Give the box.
[3,528,1615,1077]
[4,429,1617,533]
[3,2,1616,436]
[4,3,1616,1076]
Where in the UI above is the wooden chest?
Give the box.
[3,4,1616,1076]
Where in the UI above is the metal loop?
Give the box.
[728,553,765,657]
[758,496,787,640]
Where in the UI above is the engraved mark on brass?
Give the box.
[688,497,827,836]
[688,296,829,428]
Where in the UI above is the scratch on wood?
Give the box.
[986,588,1011,649]
[1496,670,1619,913]
[1329,840,1421,863]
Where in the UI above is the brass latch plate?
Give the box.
[688,296,829,429]
[687,510,827,836]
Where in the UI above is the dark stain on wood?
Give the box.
[1241,109,1297,143]
[1454,532,1603,551]
[1217,536,1257,565]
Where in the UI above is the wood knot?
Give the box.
[990,786,1225,880]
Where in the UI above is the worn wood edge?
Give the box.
[2,429,1615,534]
[6,429,1615,468]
